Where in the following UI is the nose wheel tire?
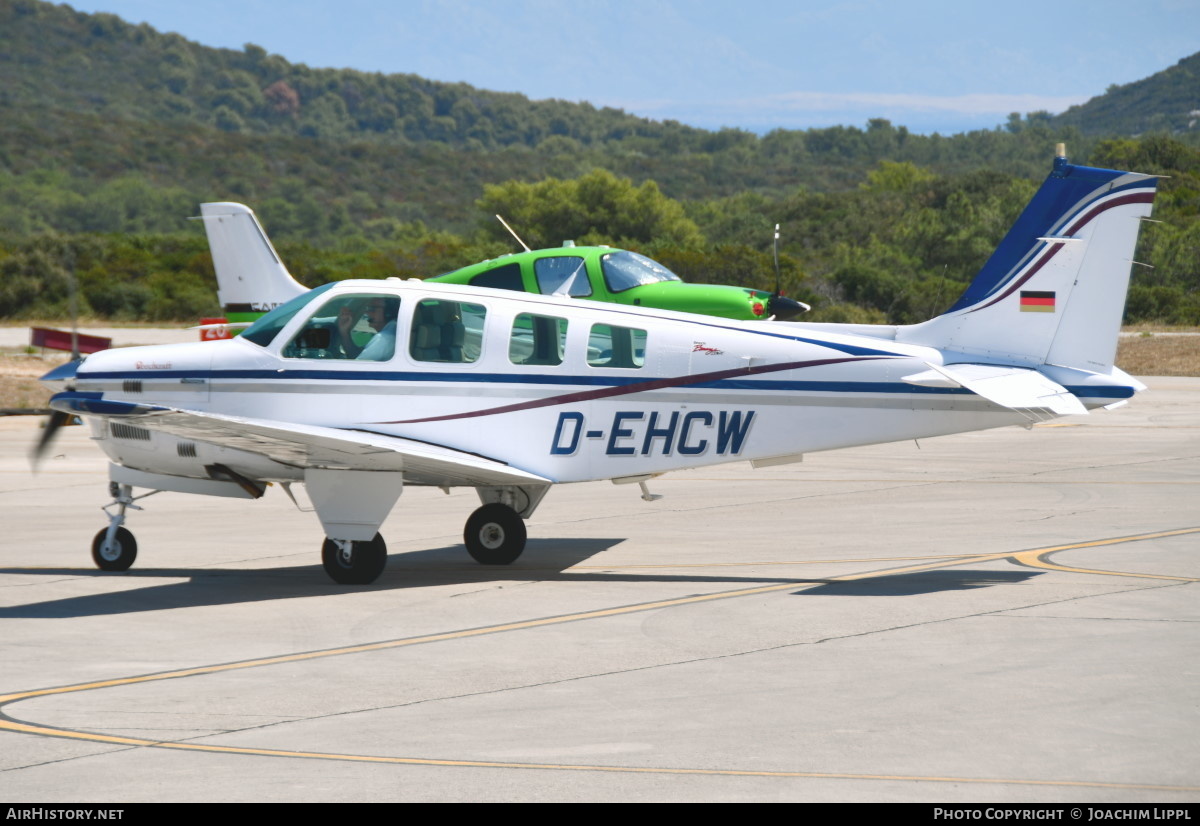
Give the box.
[464,503,526,565]
[91,527,137,572]
[321,533,388,584]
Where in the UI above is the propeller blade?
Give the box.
[31,410,71,470]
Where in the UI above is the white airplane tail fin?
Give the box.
[198,202,309,323]
[898,153,1158,374]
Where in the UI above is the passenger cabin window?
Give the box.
[281,292,401,361]
[534,256,592,297]
[410,299,486,363]
[469,263,525,292]
[509,313,567,366]
[587,323,646,368]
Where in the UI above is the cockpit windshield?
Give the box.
[239,282,335,347]
[600,251,683,293]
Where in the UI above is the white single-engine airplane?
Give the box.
[35,151,1158,584]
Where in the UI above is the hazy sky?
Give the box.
[66,0,1200,134]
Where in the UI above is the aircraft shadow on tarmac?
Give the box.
[0,537,807,617]
[1,537,1041,618]
[797,569,1041,597]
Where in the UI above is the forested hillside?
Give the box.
[1054,51,1200,137]
[1,0,1198,325]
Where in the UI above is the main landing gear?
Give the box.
[318,504,526,586]
[464,503,527,565]
[321,534,388,585]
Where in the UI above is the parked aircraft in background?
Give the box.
[193,202,306,337]
[39,150,1156,585]
[193,203,808,341]
[428,243,808,320]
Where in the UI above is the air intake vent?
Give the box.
[177,442,197,458]
[122,380,143,393]
[110,422,151,441]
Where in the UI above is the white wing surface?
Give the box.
[51,397,551,487]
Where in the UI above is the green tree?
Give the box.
[477,169,704,249]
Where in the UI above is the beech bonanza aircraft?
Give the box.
[196,203,809,332]
[36,151,1157,584]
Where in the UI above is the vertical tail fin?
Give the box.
[899,154,1158,373]
[198,202,309,324]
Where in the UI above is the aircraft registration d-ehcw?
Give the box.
[35,151,1158,584]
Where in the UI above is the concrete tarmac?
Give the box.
[0,379,1197,803]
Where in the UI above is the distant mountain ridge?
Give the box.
[1053,51,1200,137]
[3,0,1196,153]
[0,0,701,151]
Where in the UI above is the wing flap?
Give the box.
[50,394,552,487]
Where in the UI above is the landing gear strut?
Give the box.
[464,503,526,565]
[91,482,154,571]
[321,533,388,584]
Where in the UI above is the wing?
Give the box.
[50,393,552,487]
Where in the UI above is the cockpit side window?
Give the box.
[239,282,335,348]
[469,263,525,292]
[281,292,401,361]
[534,256,592,297]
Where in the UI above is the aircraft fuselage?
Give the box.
[67,279,1132,488]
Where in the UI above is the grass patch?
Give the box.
[1116,331,1200,377]
[0,353,67,410]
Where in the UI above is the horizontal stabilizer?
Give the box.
[902,363,1087,422]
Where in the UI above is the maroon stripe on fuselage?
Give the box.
[378,355,895,425]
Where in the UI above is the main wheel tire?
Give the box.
[91,527,137,572]
[321,533,387,585]
[464,504,526,565]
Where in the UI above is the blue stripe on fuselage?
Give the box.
[72,369,1134,400]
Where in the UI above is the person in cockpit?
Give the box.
[336,296,400,361]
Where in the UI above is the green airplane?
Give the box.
[197,204,808,339]
[426,243,809,321]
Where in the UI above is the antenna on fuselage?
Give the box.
[496,214,531,253]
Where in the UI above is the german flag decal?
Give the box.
[1019,291,1056,312]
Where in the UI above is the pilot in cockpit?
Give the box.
[336,296,400,361]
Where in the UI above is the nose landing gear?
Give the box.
[91,482,156,572]
[92,526,137,571]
